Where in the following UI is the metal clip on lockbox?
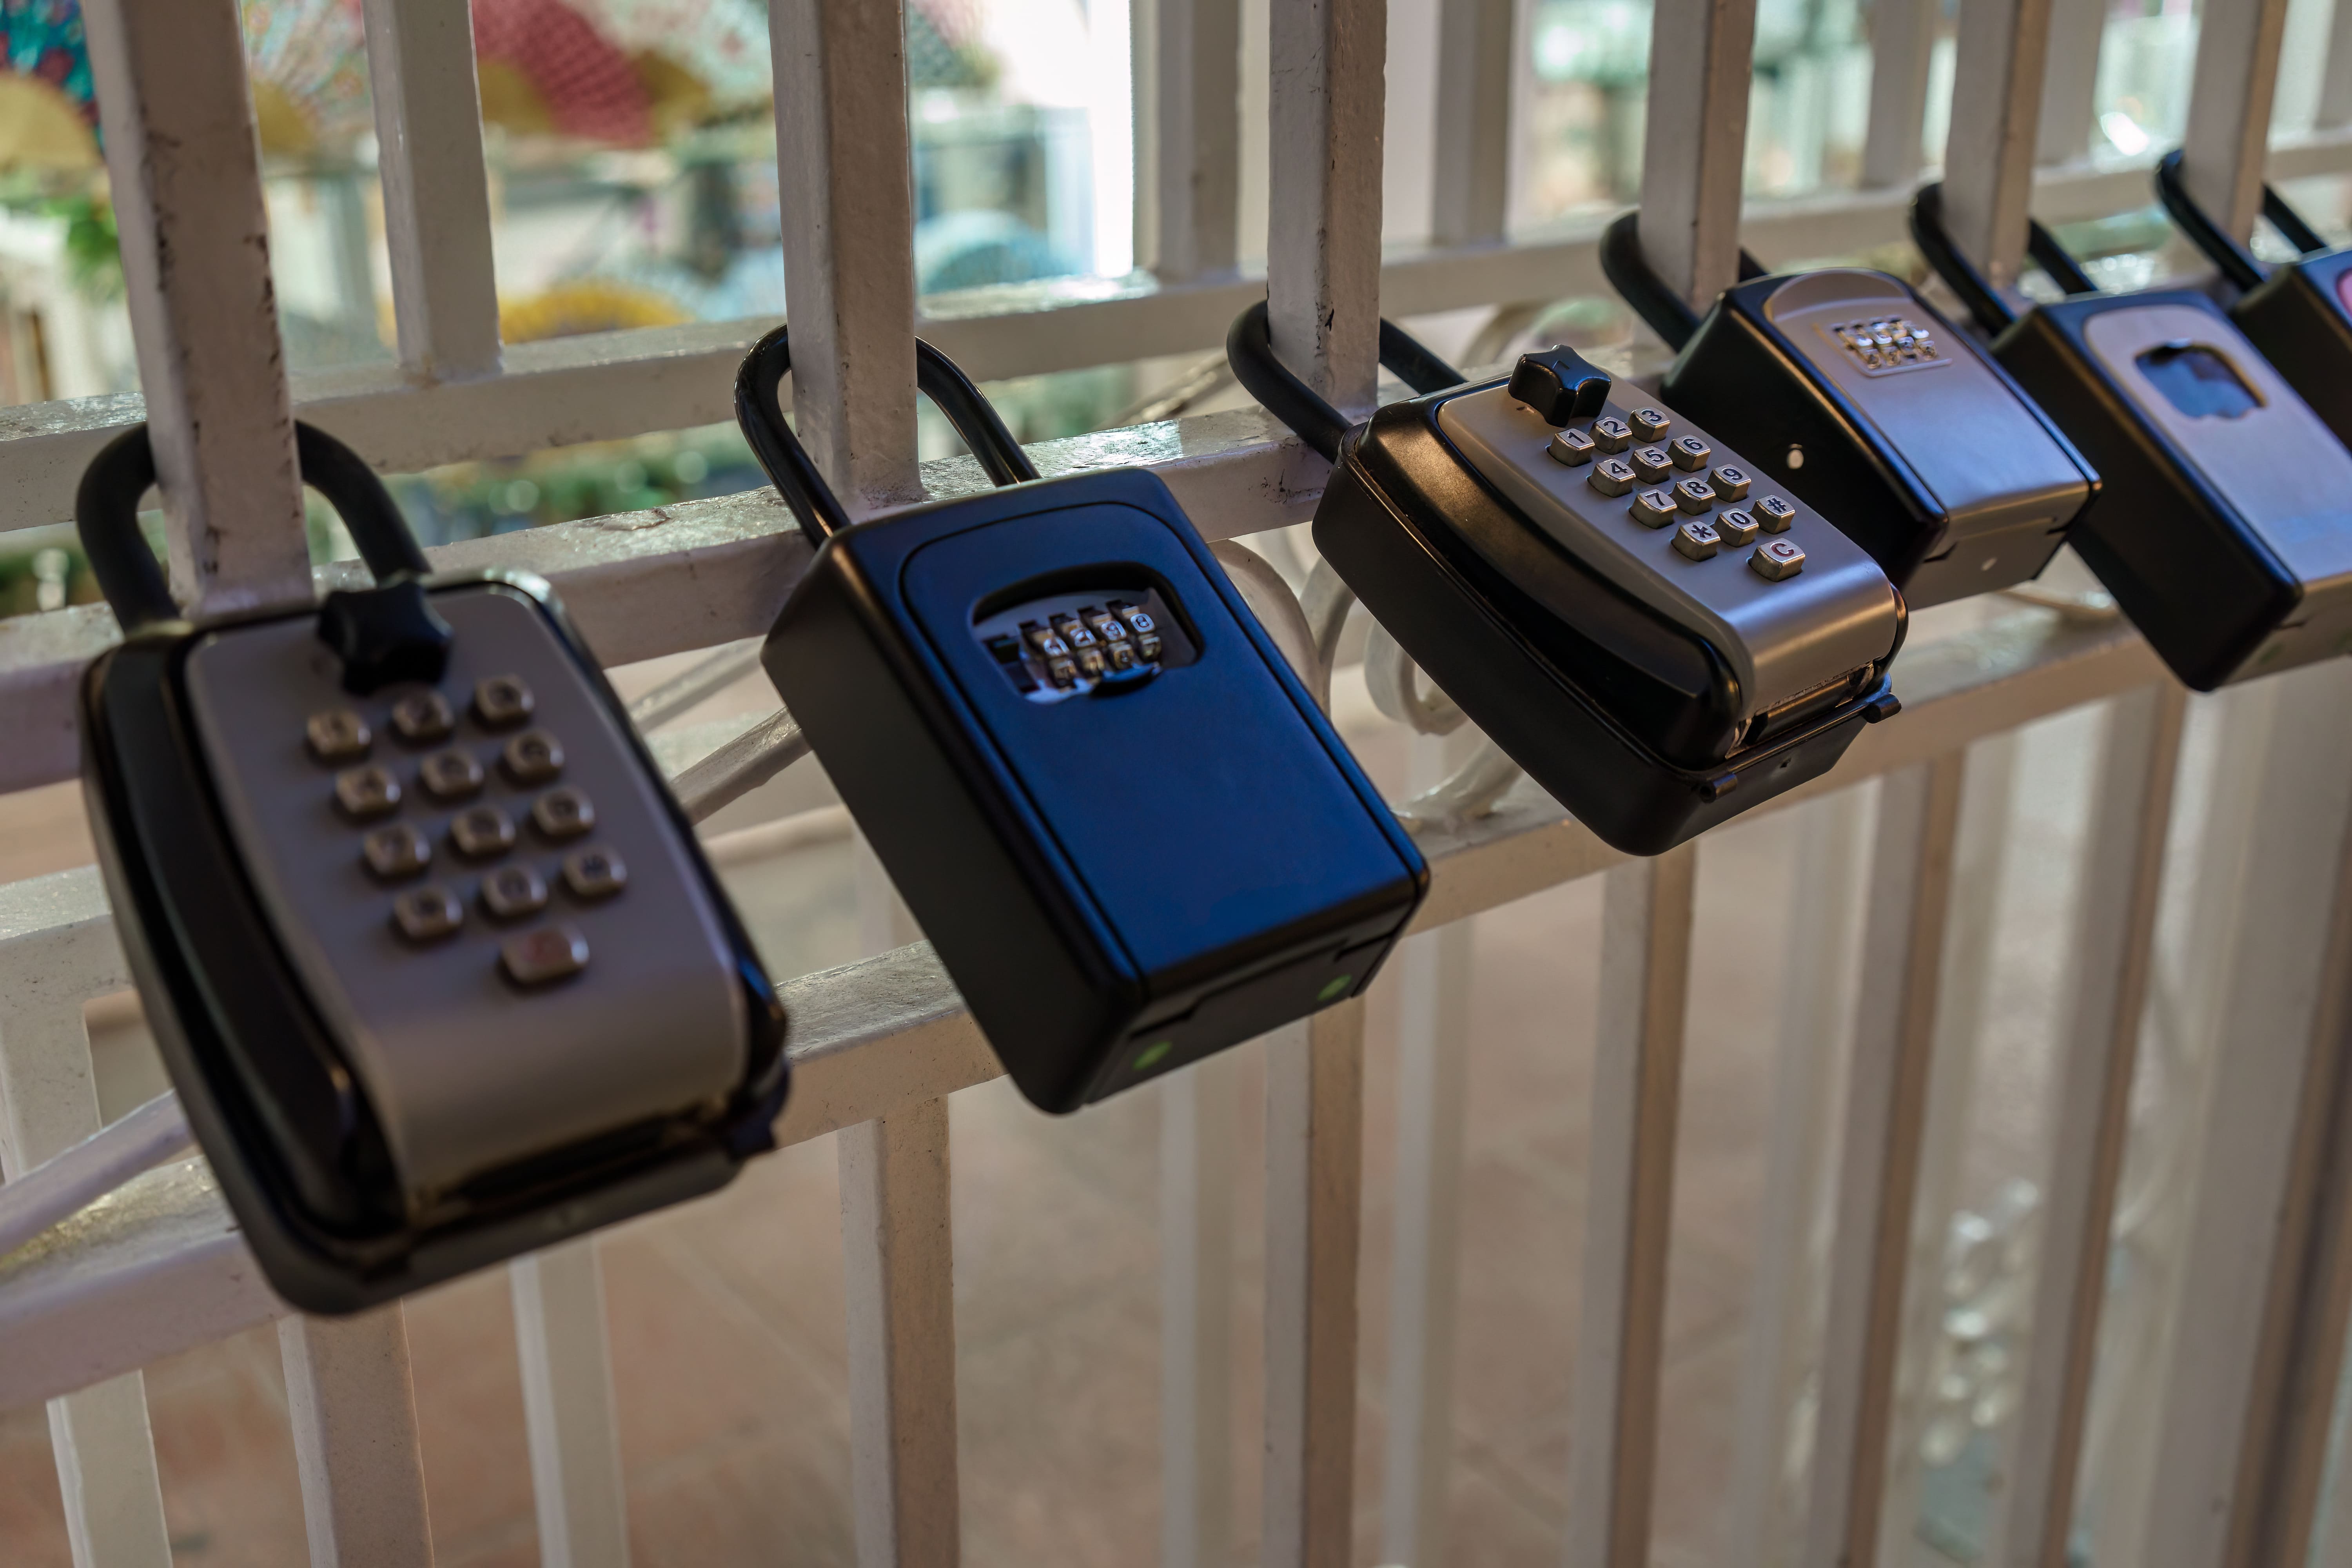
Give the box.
[76,422,788,1313]
[1599,214,2097,607]
[2155,151,2352,448]
[1226,302,1904,857]
[1913,183,2352,688]
[735,327,1426,1114]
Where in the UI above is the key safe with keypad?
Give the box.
[1227,301,1905,856]
[737,326,1425,1114]
[1599,214,2098,608]
[1915,182,2352,688]
[2154,151,2352,452]
[76,422,788,1313]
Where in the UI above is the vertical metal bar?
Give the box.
[1265,0,1387,408]
[2179,0,2296,243]
[78,0,309,615]
[767,0,921,514]
[1161,1051,1238,1568]
[2320,0,2352,128]
[360,0,504,382]
[1634,0,1758,307]
[279,1310,438,1568]
[840,1097,960,1568]
[1941,0,2061,287]
[1564,843,1698,1568]
[1802,753,1968,1568]
[1263,998,1367,1568]
[0,976,172,1568]
[1378,915,1475,1568]
[2142,661,2352,1568]
[1136,0,1243,279]
[1430,0,1515,245]
[1989,685,2187,1568]
[2034,0,2110,164]
[1862,0,1942,189]
[511,1240,631,1568]
[1724,791,1872,1568]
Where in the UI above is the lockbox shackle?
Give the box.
[1225,301,1469,463]
[1910,183,2100,339]
[733,324,1043,550]
[2154,149,2334,293]
[76,421,426,635]
[1596,212,1770,353]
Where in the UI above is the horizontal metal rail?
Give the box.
[0,602,2164,1412]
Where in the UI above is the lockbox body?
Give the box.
[80,573,788,1313]
[1661,269,2097,607]
[762,466,1426,1112]
[2227,249,2352,452]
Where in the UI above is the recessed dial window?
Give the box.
[2136,341,2263,420]
[972,585,1196,702]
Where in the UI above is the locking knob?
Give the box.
[316,577,453,695]
[1507,346,1613,426]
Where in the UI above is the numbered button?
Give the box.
[1670,435,1712,471]
[450,805,517,859]
[306,709,370,763]
[562,846,628,902]
[1116,604,1157,635]
[1751,538,1807,580]
[501,925,589,986]
[391,886,463,944]
[1589,457,1637,497]
[362,822,432,880]
[1046,656,1078,688]
[532,787,595,840]
[1106,641,1138,673]
[1547,427,1597,466]
[1630,407,1671,441]
[1630,490,1679,528]
[473,674,534,729]
[1134,630,1164,661]
[334,765,401,820]
[1673,478,1717,515]
[1755,495,1797,532]
[1717,508,1761,545]
[480,864,549,921]
[390,690,454,744]
[1710,465,1752,501]
[1631,445,1674,483]
[419,748,485,801]
[1591,416,1632,453]
[503,729,564,785]
[1673,520,1722,561]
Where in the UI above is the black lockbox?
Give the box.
[1914,182,2352,688]
[1226,301,1905,857]
[736,326,1425,1113]
[2154,151,2352,450]
[1599,213,2097,607]
[77,423,788,1313]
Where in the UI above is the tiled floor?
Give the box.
[0,630,2106,1567]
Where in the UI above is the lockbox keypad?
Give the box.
[1822,314,1946,376]
[972,586,1195,702]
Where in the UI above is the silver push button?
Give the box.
[1673,478,1716,515]
[307,708,370,763]
[391,886,463,944]
[1591,416,1632,453]
[1716,508,1760,545]
[1755,495,1797,532]
[481,864,550,921]
[501,925,589,986]
[1673,520,1722,560]
[1547,427,1597,466]
[502,729,564,785]
[1589,457,1637,497]
[1751,538,1807,580]
[1629,408,1671,441]
[390,690,454,743]
[1630,490,1679,528]
[334,765,401,820]
[363,822,432,880]
[1670,435,1711,472]
[562,846,628,902]
[1632,445,1674,483]
[450,804,517,859]
[532,787,595,840]
[473,674,535,729]
[419,748,485,801]
[1709,465,1751,501]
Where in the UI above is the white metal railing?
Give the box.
[1,0,2351,1566]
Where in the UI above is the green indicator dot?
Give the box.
[1317,973,1356,1004]
[1133,1040,1174,1073]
